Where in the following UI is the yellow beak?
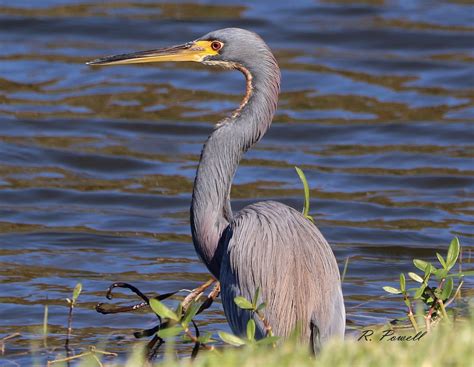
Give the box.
[86,40,219,66]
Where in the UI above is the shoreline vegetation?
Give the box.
[0,304,472,367]
[1,237,472,367]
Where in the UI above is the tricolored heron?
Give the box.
[88,28,345,351]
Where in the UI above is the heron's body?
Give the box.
[221,201,345,348]
[88,27,345,351]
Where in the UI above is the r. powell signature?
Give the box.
[358,329,427,342]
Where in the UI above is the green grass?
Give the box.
[109,313,474,367]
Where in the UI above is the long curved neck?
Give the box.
[191,61,280,278]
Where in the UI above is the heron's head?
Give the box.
[86,28,276,73]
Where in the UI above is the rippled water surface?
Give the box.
[1,0,473,364]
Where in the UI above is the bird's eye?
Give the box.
[211,41,223,51]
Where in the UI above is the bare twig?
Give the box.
[197,282,220,315]
[182,278,216,312]
[106,282,150,303]
[182,282,220,358]
[96,282,179,315]
[0,333,21,355]
[95,278,220,361]
[47,347,117,366]
[96,301,148,314]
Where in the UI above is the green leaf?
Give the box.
[295,166,314,223]
[252,287,260,309]
[436,253,447,269]
[218,331,246,346]
[440,278,454,300]
[399,273,406,292]
[234,296,254,310]
[414,284,427,299]
[72,283,82,303]
[182,334,192,342]
[175,302,183,320]
[246,319,256,341]
[157,325,183,338]
[182,302,201,329]
[433,267,448,280]
[446,270,474,278]
[256,302,266,312]
[197,332,213,344]
[413,259,429,271]
[408,272,424,283]
[446,237,460,271]
[424,263,433,278]
[149,298,179,321]
[383,286,401,294]
[255,336,280,346]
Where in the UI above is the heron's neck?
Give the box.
[190,63,280,278]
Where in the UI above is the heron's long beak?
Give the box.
[86,41,218,66]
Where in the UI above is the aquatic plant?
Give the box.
[295,166,314,223]
[383,237,473,332]
[47,283,117,366]
[147,286,278,358]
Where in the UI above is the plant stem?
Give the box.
[403,293,419,333]
[407,311,419,333]
[43,304,49,348]
[438,299,450,322]
[184,329,214,352]
[444,279,464,308]
[65,300,74,360]
[424,298,438,333]
[458,244,463,298]
[256,310,273,337]
[341,257,350,283]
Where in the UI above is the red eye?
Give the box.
[211,41,223,51]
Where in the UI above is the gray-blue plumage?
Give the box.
[189,28,345,350]
[220,201,345,350]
